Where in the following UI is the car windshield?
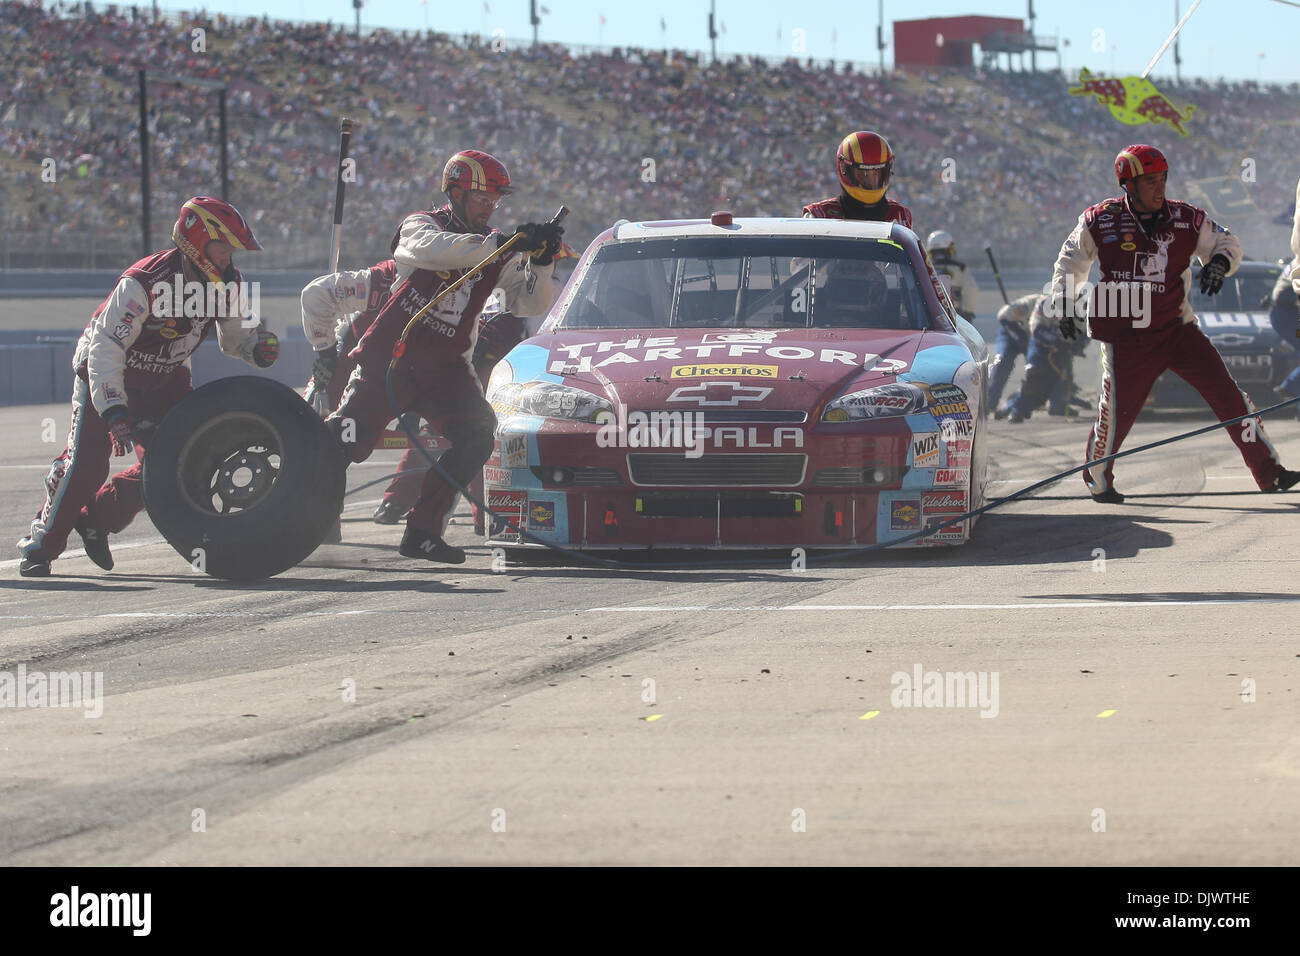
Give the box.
[559,236,934,331]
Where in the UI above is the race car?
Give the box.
[1152,259,1296,406]
[482,214,989,551]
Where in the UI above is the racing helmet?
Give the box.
[1115,144,1168,189]
[172,196,262,283]
[442,149,514,199]
[926,230,955,259]
[836,131,894,205]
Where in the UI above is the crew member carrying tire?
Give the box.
[325,149,561,564]
[17,197,278,577]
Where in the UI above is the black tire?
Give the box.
[142,376,346,580]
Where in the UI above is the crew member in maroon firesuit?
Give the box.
[802,131,913,229]
[17,197,279,576]
[300,256,421,535]
[1054,144,1299,502]
[326,149,561,563]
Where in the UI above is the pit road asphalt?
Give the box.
[2,397,1299,865]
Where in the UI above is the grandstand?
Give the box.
[3,0,1299,272]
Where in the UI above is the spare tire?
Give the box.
[142,376,346,580]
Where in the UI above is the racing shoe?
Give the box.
[372,500,407,525]
[75,519,113,570]
[398,527,466,564]
[19,553,51,577]
[1091,488,1126,504]
[1265,469,1300,493]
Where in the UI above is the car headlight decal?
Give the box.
[822,382,928,422]
[490,380,614,422]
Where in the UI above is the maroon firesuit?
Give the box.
[19,249,267,561]
[802,195,914,230]
[327,206,555,538]
[1051,195,1283,494]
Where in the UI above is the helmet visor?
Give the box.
[463,189,509,209]
[844,162,888,190]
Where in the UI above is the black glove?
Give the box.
[311,345,339,389]
[102,405,137,457]
[473,311,528,369]
[1199,254,1230,296]
[252,330,279,368]
[512,222,564,265]
[1052,293,1080,341]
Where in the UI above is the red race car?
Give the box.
[483,215,989,551]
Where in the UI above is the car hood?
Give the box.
[514,328,958,411]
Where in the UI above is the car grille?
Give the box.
[693,410,808,423]
[635,492,803,519]
[529,466,623,487]
[628,453,807,486]
[811,465,909,487]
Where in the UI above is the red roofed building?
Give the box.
[894,16,1057,71]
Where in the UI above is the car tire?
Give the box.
[142,376,347,580]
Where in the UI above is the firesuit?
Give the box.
[802,193,913,230]
[1052,194,1290,496]
[19,248,276,568]
[300,258,430,520]
[326,205,556,544]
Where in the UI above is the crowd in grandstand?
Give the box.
[3,0,1299,270]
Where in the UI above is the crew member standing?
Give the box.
[803,131,913,228]
[1054,144,1298,502]
[926,231,979,322]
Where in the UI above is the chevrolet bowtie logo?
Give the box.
[665,381,773,406]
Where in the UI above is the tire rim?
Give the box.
[173,411,286,516]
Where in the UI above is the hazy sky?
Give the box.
[150,0,1300,84]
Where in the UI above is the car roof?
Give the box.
[608,217,907,242]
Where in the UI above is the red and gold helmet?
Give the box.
[441,149,513,198]
[172,196,261,282]
[837,131,895,205]
[1115,144,1168,188]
